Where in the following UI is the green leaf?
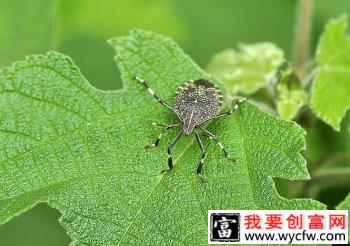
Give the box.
[0,30,324,244]
[337,193,350,210]
[207,43,284,95]
[0,0,58,66]
[311,15,350,131]
[277,84,308,120]
[276,70,308,120]
[336,193,350,240]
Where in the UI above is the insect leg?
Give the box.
[146,123,182,149]
[198,126,235,161]
[211,97,247,120]
[161,130,183,173]
[150,122,168,127]
[194,130,206,181]
[134,76,173,110]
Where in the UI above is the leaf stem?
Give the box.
[293,0,313,68]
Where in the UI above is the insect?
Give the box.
[135,76,246,180]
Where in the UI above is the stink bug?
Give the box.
[135,76,246,180]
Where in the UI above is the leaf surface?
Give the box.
[311,16,350,131]
[0,30,324,245]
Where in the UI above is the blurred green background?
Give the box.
[0,0,349,245]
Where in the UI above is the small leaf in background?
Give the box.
[275,68,308,120]
[207,43,284,95]
[336,193,350,241]
[311,15,350,131]
[277,85,308,120]
[0,30,324,244]
[337,193,350,211]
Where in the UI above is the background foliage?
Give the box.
[0,0,349,245]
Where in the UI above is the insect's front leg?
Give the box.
[212,97,247,120]
[146,123,181,149]
[134,76,173,110]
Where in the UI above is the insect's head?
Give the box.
[182,118,196,135]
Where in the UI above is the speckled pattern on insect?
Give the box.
[135,76,246,180]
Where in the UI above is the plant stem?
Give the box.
[306,153,350,173]
[311,167,350,181]
[299,167,350,198]
[293,0,313,69]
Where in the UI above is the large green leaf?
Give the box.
[311,16,350,131]
[0,30,324,245]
